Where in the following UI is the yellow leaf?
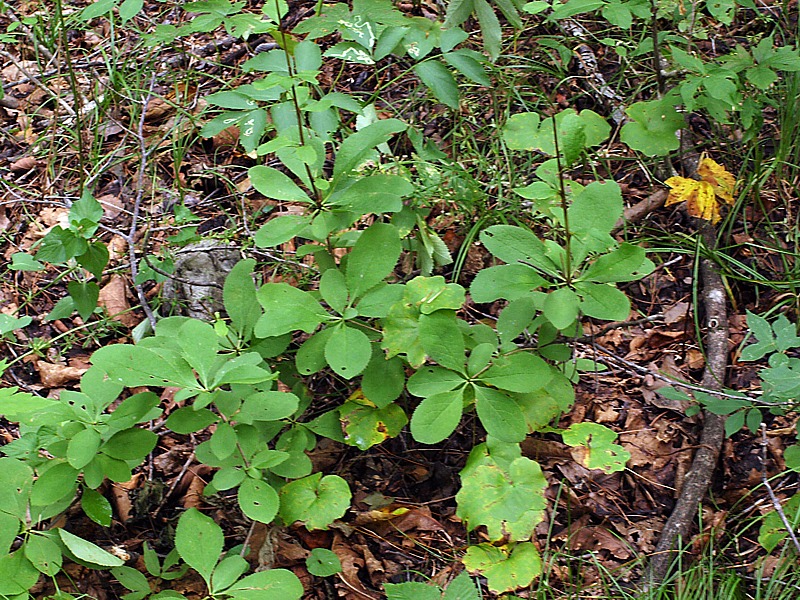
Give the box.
[664,156,737,224]
[697,156,736,205]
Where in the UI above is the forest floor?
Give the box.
[1,0,799,598]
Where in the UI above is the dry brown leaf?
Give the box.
[97,193,125,221]
[98,274,138,327]
[9,156,40,172]
[332,534,379,600]
[568,525,632,559]
[36,360,88,388]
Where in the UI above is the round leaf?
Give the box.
[306,548,342,577]
[325,325,371,379]
[238,478,280,524]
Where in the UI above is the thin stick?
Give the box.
[760,423,800,554]
[128,75,159,332]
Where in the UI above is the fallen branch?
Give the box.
[647,223,728,583]
[611,189,669,235]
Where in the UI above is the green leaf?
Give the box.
[333,119,407,178]
[254,214,312,248]
[784,445,800,471]
[758,492,800,552]
[237,391,299,422]
[568,181,623,240]
[443,50,491,85]
[410,389,464,444]
[579,243,654,283]
[36,226,87,263]
[238,477,280,523]
[497,297,538,344]
[67,280,99,321]
[296,328,335,376]
[166,407,219,434]
[81,488,112,527]
[325,325,372,379]
[59,529,124,567]
[356,283,405,318]
[479,352,553,393]
[576,282,631,321]
[255,283,331,336]
[407,366,467,397]
[503,113,541,150]
[345,222,402,299]
[175,508,223,584]
[479,225,557,276]
[67,427,102,469]
[443,571,480,600]
[419,311,465,372]
[91,344,198,389]
[385,581,442,600]
[119,0,144,23]
[473,0,502,61]
[474,386,527,443]
[414,61,460,109]
[0,550,42,596]
[77,241,109,280]
[306,548,343,577]
[223,258,262,340]
[621,98,684,156]
[457,454,547,540]
[210,422,238,459]
[31,463,78,505]
[561,422,631,473]
[79,0,116,20]
[178,319,220,387]
[112,565,151,593]
[9,252,44,271]
[279,473,351,529]
[470,264,547,303]
[543,287,580,330]
[249,166,311,202]
[319,268,349,314]
[25,534,62,576]
[210,555,249,594]
[362,355,406,408]
[226,569,303,600]
[462,542,541,593]
[239,108,269,154]
[327,174,412,215]
[103,428,158,461]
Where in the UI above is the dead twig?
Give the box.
[646,223,728,583]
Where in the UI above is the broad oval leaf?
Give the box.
[325,325,372,379]
[474,386,527,443]
[410,389,465,444]
[255,283,330,337]
[175,508,223,583]
[480,352,553,393]
[413,61,460,109]
[238,477,280,524]
[345,222,402,299]
[248,165,311,202]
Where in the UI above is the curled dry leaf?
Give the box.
[9,156,40,172]
[98,274,138,327]
[35,359,88,388]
